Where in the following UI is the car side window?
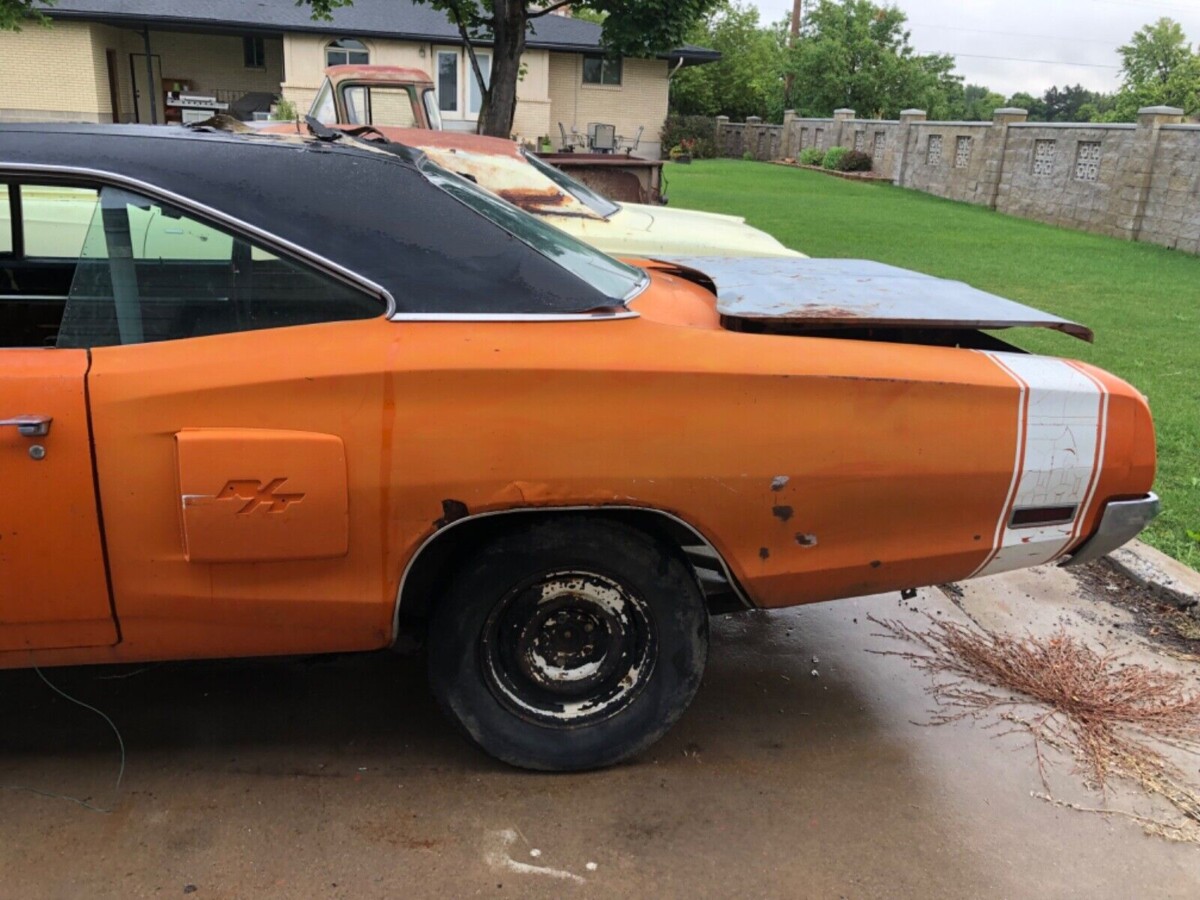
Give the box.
[56,185,385,349]
[0,185,12,254]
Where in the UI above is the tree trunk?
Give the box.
[478,0,526,137]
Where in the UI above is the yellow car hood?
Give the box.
[557,203,804,259]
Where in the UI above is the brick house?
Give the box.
[0,0,717,158]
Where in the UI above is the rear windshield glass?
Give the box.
[420,158,644,303]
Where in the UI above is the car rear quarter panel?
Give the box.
[382,317,1046,610]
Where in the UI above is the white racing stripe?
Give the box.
[971,353,1108,578]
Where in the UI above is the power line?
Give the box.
[1083,0,1200,13]
[911,22,1129,47]
[931,51,1122,70]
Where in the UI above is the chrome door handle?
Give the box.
[0,416,52,437]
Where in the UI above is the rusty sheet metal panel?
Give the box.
[665,257,1093,341]
[538,154,665,205]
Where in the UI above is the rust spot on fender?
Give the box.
[795,533,818,547]
[772,505,794,522]
[759,547,770,560]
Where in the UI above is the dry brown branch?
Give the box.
[869,614,1200,841]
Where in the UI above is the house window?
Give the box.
[582,54,622,86]
[468,53,491,116]
[326,38,369,67]
[437,50,459,113]
[243,36,265,69]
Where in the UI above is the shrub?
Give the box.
[661,115,717,159]
[270,98,297,121]
[836,150,873,172]
[821,146,849,170]
[798,147,824,165]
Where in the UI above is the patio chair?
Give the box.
[557,122,586,152]
[616,125,643,155]
[590,122,617,153]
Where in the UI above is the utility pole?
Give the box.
[784,0,803,108]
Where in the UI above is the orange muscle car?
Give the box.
[0,124,1157,770]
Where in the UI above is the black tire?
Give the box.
[426,517,709,771]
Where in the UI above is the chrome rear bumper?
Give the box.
[1061,493,1160,567]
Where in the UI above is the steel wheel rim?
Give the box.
[480,569,656,728]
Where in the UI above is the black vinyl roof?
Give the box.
[0,124,619,314]
[41,0,719,65]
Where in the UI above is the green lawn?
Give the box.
[667,159,1200,568]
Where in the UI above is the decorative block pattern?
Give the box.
[926,134,943,165]
[873,131,886,159]
[1074,141,1102,182]
[814,127,824,148]
[954,136,972,169]
[853,130,865,152]
[1033,139,1056,176]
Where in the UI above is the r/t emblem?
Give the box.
[216,478,305,514]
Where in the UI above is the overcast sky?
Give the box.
[751,0,1200,97]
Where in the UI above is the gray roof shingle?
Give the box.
[41,1,718,60]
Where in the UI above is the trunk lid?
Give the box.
[652,257,1091,342]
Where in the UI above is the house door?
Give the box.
[434,46,490,131]
[129,53,163,124]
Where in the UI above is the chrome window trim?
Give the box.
[0,163,396,316]
[391,505,753,640]
[389,310,639,323]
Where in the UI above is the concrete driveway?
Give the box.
[1,565,1197,898]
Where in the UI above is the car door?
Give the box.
[53,181,398,661]
[0,182,116,651]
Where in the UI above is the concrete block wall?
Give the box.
[996,123,1139,238]
[1138,125,1200,254]
[714,106,1200,254]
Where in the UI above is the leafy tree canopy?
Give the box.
[0,0,50,30]
[787,0,960,119]
[670,1,788,121]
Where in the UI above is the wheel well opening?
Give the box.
[393,508,750,643]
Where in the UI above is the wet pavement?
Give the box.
[1,572,1197,898]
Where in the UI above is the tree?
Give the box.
[1109,17,1200,117]
[786,0,961,119]
[304,1,722,138]
[1042,84,1106,122]
[670,2,788,121]
[960,83,1005,121]
[1120,18,1193,90]
[1005,91,1047,121]
[0,0,50,30]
